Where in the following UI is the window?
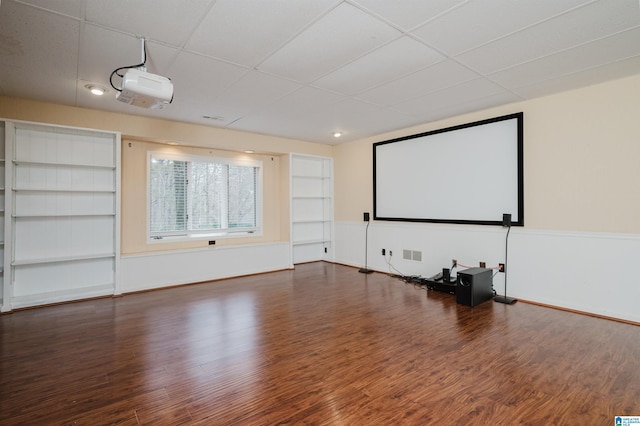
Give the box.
[148,151,262,240]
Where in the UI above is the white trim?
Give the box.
[1,122,13,312]
[113,132,122,296]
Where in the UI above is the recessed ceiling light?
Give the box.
[84,84,106,96]
[333,132,342,138]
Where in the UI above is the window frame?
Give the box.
[147,151,263,242]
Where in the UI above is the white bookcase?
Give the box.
[290,154,333,264]
[1,121,120,310]
[0,122,5,310]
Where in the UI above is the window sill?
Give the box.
[148,230,261,244]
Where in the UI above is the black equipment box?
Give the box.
[425,279,456,295]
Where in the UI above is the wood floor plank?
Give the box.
[1,262,639,424]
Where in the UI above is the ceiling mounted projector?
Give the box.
[110,37,173,109]
[116,68,173,109]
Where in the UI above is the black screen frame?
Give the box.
[373,112,524,227]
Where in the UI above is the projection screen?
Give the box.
[373,112,523,226]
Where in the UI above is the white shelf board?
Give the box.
[12,188,116,193]
[13,213,115,218]
[291,175,331,179]
[12,252,116,266]
[291,196,330,199]
[13,160,115,169]
[292,239,331,246]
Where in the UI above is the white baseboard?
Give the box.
[10,284,114,309]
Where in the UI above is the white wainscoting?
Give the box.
[336,221,640,323]
[121,242,292,293]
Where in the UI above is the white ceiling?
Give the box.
[1,0,639,145]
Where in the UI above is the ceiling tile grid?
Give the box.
[511,55,640,100]
[1,0,640,144]
[185,0,342,68]
[257,2,402,83]
[489,26,640,90]
[84,0,215,48]
[355,59,482,107]
[312,36,446,96]
[454,0,640,75]
[410,0,596,57]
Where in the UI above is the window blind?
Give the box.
[149,152,261,239]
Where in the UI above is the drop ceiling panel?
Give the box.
[298,98,419,138]
[167,52,249,104]
[313,36,445,96]
[512,55,640,99]
[78,25,165,89]
[79,25,141,79]
[0,1,79,102]
[85,0,214,47]
[490,27,640,90]
[213,71,302,112]
[424,91,523,124]
[228,112,318,142]
[261,86,347,119]
[186,0,341,67]
[412,0,594,56]
[455,0,640,74]
[258,2,401,83]
[391,78,512,116]
[357,60,480,107]
[17,0,84,18]
[161,97,246,127]
[350,0,468,31]
[231,97,419,144]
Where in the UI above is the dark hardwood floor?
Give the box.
[1,262,638,425]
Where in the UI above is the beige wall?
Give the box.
[121,139,286,254]
[0,97,333,253]
[334,74,640,234]
[0,97,332,156]
[4,70,640,243]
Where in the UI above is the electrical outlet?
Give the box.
[208,240,216,245]
[499,263,505,273]
[480,261,486,268]
[452,259,457,268]
[389,250,392,256]
[381,248,386,256]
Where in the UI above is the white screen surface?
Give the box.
[374,113,523,226]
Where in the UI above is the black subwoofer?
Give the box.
[456,267,493,307]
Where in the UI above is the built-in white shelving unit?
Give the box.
[1,120,120,310]
[290,154,333,264]
[0,122,5,310]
